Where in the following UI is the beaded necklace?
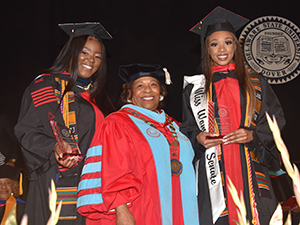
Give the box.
[123,108,183,176]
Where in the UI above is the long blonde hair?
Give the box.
[202,32,256,123]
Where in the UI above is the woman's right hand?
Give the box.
[53,141,79,168]
[115,204,135,225]
[196,132,223,149]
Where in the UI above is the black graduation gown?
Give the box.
[15,74,103,225]
[180,72,286,225]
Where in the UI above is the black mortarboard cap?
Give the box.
[190,6,249,58]
[59,22,113,40]
[0,165,20,180]
[118,63,172,85]
[58,22,112,59]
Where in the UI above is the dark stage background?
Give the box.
[1,0,299,161]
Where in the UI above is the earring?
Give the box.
[127,99,132,103]
[160,95,164,101]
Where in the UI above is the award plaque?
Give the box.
[206,102,231,139]
[215,103,232,136]
[49,120,83,160]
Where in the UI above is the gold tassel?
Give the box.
[19,172,23,196]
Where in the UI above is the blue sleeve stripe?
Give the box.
[86,146,102,158]
[81,161,101,175]
[78,178,101,191]
[77,193,103,208]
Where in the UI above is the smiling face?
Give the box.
[77,36,102,79]
[0,178,13,201]
[131,76,161,111]
[208,31,235,66]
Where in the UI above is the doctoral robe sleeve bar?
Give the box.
[77,114,142,220]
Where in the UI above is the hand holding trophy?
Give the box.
[50,120,85,165]
[206,102,231,139]
[197,102,231,149]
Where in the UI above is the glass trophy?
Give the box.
[206,102,231,139]
[49,120,83,160]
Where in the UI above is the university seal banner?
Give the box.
[239,16,300,84]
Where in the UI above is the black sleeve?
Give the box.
[180,84,206,160]
[14,78,57,181]
[247,74,286,171]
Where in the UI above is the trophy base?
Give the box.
[59,153,84,161]
[206,135,224,139]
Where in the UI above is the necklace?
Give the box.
[76,83,91,90]
[123,108,183,176]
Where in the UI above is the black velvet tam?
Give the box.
[0,165,20,180]
[118,63,166,84]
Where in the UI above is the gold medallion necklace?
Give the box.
[123,108,183,176]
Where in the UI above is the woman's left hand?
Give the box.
[54,152,80,168]
[115,204,135,225]
[223,128,253,145]
[53,141,80,168]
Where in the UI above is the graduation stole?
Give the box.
[249,79,271,196]
[30,73,81,172]
[0,195,17,225]
[238,77,264,225]
[55,78,82,171]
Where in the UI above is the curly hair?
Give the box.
[11,180,20,198]
[120,80,167,109]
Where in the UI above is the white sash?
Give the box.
[183,75,225,224]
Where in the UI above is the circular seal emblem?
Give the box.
[146,127,161,138]
[239,16,300,84]
[61,128,70,137]
[218,108,228,117]
[171,159,183,176]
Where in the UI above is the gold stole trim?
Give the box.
[1,195,17,225]
[61,80,70,128]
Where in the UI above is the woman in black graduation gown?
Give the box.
[14,22,114,225]
[180,7,285,225]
